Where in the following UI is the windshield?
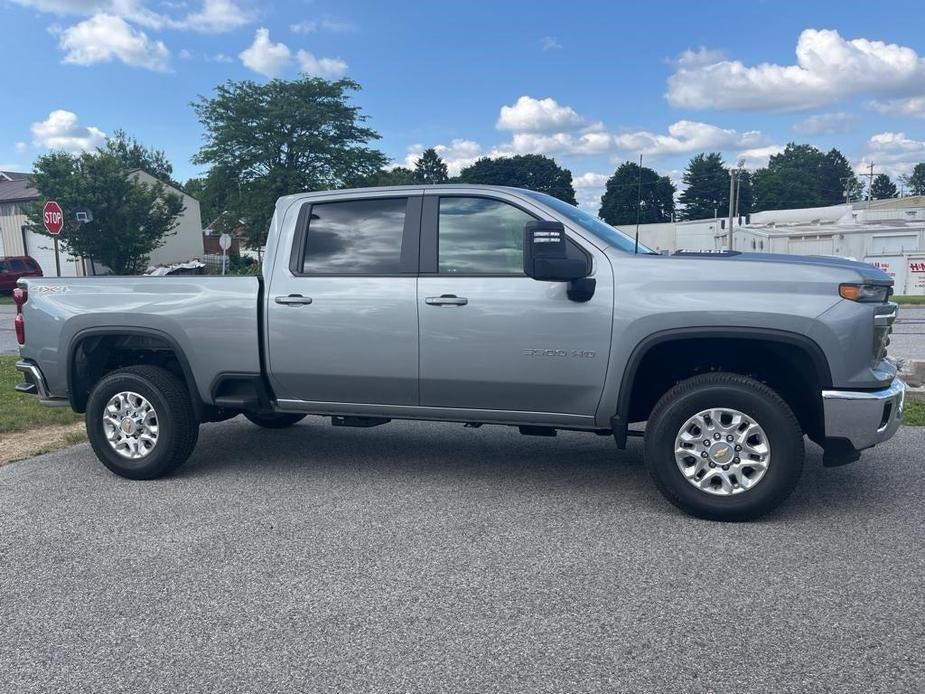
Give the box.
[524,191,656,254]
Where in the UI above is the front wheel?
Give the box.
[644,372,804,521]
[86,366,199,480]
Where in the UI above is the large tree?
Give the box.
[354,166,416,187]
[103,129,174,182]
[752,143,862,211]
[192,77,387,248]
[598,161,675,225]
[456,154,577,204]
[678,153,752,220]
[27,150,184,274]
[870,174,897,200]
[413,148,448,184]
[902,163,925,196]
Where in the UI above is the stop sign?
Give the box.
[43,200,64,236]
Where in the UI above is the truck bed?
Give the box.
[17,276,261,406]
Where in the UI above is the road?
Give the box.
[1,418,923,693]
[0,304,16,355]
[893,305,925,362]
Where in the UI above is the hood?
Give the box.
[667,251,892,285]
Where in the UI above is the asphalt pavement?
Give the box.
[1,418,923,693]
[893,305,925,362]
[0,304,16,355]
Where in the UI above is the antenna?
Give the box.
[634,154,642,255]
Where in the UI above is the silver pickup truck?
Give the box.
[13,185,905,520]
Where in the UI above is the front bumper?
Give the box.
[822,378,905,451]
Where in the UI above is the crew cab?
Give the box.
[13,185,905,520]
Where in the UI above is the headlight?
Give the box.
[839,283,891,302]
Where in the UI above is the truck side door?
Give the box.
[266,193,422,406]
[417,192,614,417]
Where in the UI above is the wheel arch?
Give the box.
[611,327,833,448]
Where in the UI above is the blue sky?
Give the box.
[3,0,925,210]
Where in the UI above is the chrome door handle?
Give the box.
[425,295,468,306]
[275,295,313,305]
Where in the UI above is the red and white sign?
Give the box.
[42,200,64,236]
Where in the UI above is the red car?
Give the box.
[0,256,43,292]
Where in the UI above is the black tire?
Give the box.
[243,412,307,429]
[644,372,803,522]
[86,366,199,480]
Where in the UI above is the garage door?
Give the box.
[24,230,81,277]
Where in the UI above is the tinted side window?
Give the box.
[9,259,27,272]
[438,197,535,274]
[0,260,9,273]
[301,198,407,274]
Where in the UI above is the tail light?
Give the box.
[13,287,27,345]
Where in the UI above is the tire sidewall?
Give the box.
[86,372,182,480]
[645,380,803,520]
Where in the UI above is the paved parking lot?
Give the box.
[0,304,17,355]
[2,418,923,693]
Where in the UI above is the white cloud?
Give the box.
[541,36,561,51]
[870,97,925,119]
[178,47,193,59]
[11,0,250,32]
[31,110,107,153]
[239,27,291,78]
[667,29,925,111]
[737,145,786,169]
[572,172,609,211]
[290,18,356,34]
[859,131,925,178]
[612,121,764,158]
[792,112,859,135]
[15,142,28,153]
[497,96,585,133]
[206,52,234,63]
[296,50,347,78]
[57,14,170,71]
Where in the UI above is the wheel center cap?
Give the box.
[120,417,137,435]
[709,443,733,464]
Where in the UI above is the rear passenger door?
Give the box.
[266,193,422,406]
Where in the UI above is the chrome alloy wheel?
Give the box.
[674,408,771,496]
[102,391,159,460]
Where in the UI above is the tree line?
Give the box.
[27,74,925,273]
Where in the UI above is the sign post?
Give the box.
[219,233,232,275]
[42,200,64,277]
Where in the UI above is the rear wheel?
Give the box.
[244,412,307,429]
[644,372,804,521]
[86,366,199,480]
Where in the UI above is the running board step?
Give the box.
[518,425,557,437]
[332,416,391,428]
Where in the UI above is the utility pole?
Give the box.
[727,168,736,250]
[867,162,875,208]
[634,153,643,255]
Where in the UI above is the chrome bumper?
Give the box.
[14,360,69,407]
[822,378,905,451]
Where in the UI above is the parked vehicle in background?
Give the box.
[12,185,905,521]
[0,256,42,292]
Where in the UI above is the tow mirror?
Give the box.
[523,221,595,302]
[523,221,588,282]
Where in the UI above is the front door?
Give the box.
[417,193,613,416]
[266,194,422,405]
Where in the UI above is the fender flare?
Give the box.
[610,326,832,447]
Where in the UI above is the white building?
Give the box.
[0,169,204,276]
[634,197,925,294]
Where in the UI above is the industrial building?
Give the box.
[0,169,204,276]
[633,197,925,294]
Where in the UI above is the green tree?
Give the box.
[677,153,752,220]
[870,174,897,200]
[902,163,925,195]
[182,164,239,227]
[752,143,861,211]
[103,129,174,182]
[413,148,448,184]
[192,77,387,249]
[353,166,416,187]
[27,150,184,274]
[598,161,675,225]
[456,154,577,204]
